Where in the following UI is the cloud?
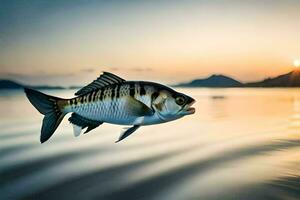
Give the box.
[130,67,152,72]
[105,66,153,72]
[80,66,122,73]
[107,67,119,71]
[80,68,95,73]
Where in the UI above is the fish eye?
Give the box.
[175,96,185,105]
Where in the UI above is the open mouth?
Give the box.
[186,107,195,114]
[182,100,196,115]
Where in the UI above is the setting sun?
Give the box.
[293,59,300,68]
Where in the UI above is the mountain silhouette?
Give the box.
[0,80,65,90]
[176,74,243,87]
[0,80,24,89]
[2,70,300,89]
[245,70,300,87]
[176,70,300,87]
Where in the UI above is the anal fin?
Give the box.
[69,113,103,136]
[115,125,140,143]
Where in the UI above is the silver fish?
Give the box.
[24,72,195,143]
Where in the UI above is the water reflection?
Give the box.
[0,88,299,200]
[290,94,300,129]
[209,95,228,120]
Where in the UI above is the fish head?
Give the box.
[152,90,196,121]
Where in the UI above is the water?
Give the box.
[0,88,299,200]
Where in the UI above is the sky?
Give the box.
[1,0,300,86]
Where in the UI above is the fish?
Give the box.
[24,72,196,143]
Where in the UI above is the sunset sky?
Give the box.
[1,0,300,86]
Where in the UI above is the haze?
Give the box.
[1,0,300,86]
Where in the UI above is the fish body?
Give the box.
[24,72,195,143]
[65,81,192,125]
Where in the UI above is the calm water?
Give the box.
[0,88,299,200]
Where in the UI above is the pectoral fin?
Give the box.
[125,97,154,117]
[115,125,140,143]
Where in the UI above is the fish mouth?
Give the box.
[185,107,195,115]
[180,99,196,115]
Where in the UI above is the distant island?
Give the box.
[175,70,300,88]
[244,71,300,87]
[2,70,300,90]
[176,74,243,87]
[0,80,65,90]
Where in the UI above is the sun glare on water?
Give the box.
[293,59,300,68]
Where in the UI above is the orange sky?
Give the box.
[0,1,300,86]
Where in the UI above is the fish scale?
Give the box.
[66,82,154,125]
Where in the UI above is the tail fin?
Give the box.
[24,88,67,143]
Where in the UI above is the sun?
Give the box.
[293,59,300,68]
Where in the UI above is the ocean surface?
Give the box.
[0,88,299,200]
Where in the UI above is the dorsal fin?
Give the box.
[75,72,125,96]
